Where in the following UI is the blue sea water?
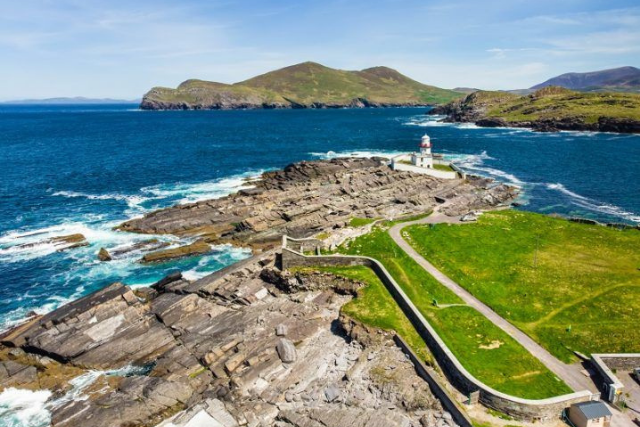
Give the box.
[0,104,639,333]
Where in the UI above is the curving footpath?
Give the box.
[388,209,595,393]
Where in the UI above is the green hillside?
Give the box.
[141,62,462,110]
[431,86,640,133]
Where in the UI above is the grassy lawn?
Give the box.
[302,265,433,364]
[433,163,454,172]
[337,226,572,398]
[405,210,640,362]
[349,217,378,227]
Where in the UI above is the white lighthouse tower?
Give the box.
[411,134,434,168]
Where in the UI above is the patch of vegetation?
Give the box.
[349,217,378,227]
[315,231,331,240]
[451,87,640,124]
[433,163,454,172]
[405,210,640,362]
[337,226,572,398]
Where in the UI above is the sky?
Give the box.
[1,0,639,100]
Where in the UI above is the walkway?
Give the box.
[388,208,596,393]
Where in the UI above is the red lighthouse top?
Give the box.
[420,134,431,148]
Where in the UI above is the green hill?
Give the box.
[430,86,640,133]
[141,62,462,110]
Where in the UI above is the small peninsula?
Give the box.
[140,62,462,110]
[430,86,640,133]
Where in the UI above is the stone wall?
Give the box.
[281,239,595,421]
[394,335,473,427]
[591,354,640,402]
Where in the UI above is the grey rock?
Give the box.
[276,338,297,363]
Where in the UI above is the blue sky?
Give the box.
[1,0,639,99]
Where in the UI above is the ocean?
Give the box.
[0,104,639,335]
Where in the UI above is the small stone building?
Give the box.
[568,401,612,427]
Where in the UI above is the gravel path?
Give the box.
[387,207,597,393]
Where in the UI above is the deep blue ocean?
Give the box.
[1,104,639,332]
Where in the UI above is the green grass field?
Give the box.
[405,210,640,362]
[336,226,572,398]
[349,217,378,227]
[300,265,433,364]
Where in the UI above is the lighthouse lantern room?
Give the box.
[411,134,434,169]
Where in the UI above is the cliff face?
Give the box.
[140,62,463,110]
[429,87,640,133]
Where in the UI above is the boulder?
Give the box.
[276,338,297,363]
[97,248,112,261]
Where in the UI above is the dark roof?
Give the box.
[572,401,612,419]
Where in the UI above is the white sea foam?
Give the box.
[0,365,155,426]
[454,151,523,186]
[309,149,405,160]
[51,190,152,213]
[141,170,266,205]
[0,388,52,427]
[403,115,481,129]
[546,183,640,223]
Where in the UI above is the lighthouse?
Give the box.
[411,134,434,168]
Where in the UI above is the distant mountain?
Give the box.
[530,66,640,92]
[141,62,463,110]
[2,97,140,105]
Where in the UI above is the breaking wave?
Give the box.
[546,183,640,223]
[141,169,266,205]
[403,115,481,129]
[0,365,153,427]
[309,149,405,159]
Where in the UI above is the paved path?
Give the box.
[388,208,596,393]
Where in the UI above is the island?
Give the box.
[140,62,462,110]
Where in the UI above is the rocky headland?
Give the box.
[0,158,519,426]
[429,86,640,133]
[117,157,518,259]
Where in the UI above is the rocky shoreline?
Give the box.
[0,158,519,426]
[117,158,518,256]
[429,91,640,133]
[140,97,433,111]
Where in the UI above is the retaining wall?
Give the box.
[281,237,594,421]
[591,354,640,402]
[394,335,473,427]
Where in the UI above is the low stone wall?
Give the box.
[394,335,473,427]
[591,354,640,402]
[281,237,594,421]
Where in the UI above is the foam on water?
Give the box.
[0,365,155,426]
[0,388,52,427]
[454,151,524,186]
[0,171,258,331]
[546,183,640,223]
[141,169,266,205]
[403,115,481,129]
[309,149,405,159]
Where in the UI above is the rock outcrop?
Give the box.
[117,158,518,249]
[0,252,454,427]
